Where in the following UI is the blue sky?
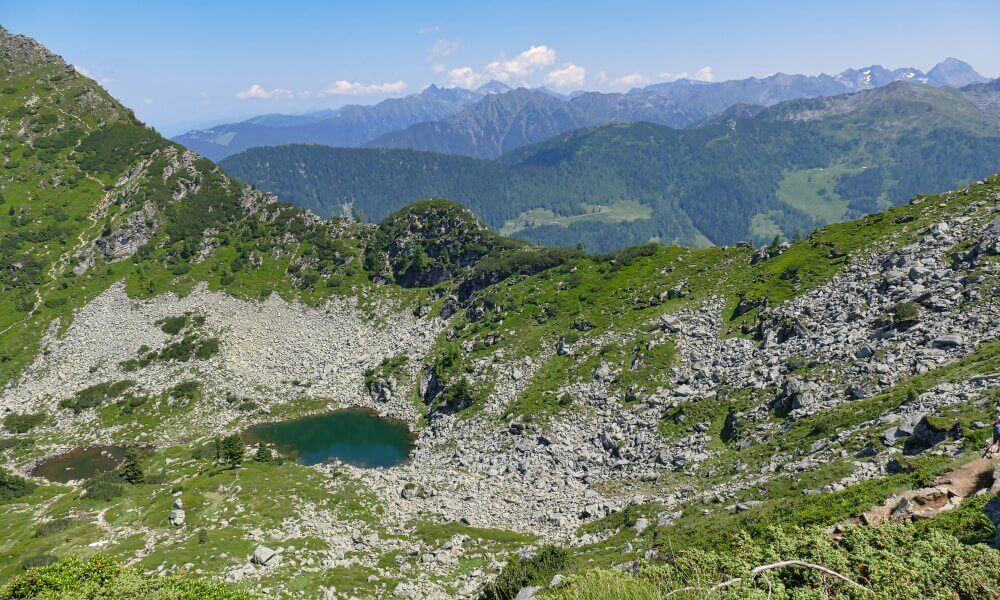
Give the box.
[4,0,999,135]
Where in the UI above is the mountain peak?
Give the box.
[0,25,68,69]
[476,80,513,94]
[927,57,985,87]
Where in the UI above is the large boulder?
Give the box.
[903,416,958,454]
[168,509,185,527]
[772,377,820,414]
[251,544,280,566]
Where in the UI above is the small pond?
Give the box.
[30,445,130,483]
[244,408,413,468]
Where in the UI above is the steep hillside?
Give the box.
[1,28,999,600]
[223,82,1000,251]
[0,27,368,388]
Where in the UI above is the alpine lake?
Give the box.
[243,408,414,468]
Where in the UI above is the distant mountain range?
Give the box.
[175,59,989,160]
[172,83,487,160]
[221,80,1000,251]
[363,88,703,159]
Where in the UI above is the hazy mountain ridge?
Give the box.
[2,27,1000,600]
[172,84,485,160]
[223,80,1000,250]
[359,59,991,160]
[174,59,988,161]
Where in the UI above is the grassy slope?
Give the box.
[0,46,407,389]
[427,174,999,589]
[2,29,999,598]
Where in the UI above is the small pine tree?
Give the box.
[213,435,223,462]
[769,233,782,252]
[119,449,144,485]
[253,442,272,463]
[220,434,245,468]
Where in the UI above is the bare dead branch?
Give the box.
[663,560,871,598]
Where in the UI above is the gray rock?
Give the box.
[251,545,279,566]
[594,362,613,382]
[633,517,649,534]
[931,334,964,348]
[393,583,421,599]
[168,509,185,526]
[515,586,542,600]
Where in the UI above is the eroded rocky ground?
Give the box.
[1,188,997,598]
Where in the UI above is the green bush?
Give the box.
[82,472,124,501]
[195,338,220,359]
[435,377,480,413]
[32,518,74,538]
[549,524,1000,600]
[481,545,568,600]
[890,301,920,325]
[119,449,144,485]
[169,380,201,401]
[158,315,188,335]
[75,122,167,174]
[59,380,135,413]
[0,468,35,500]
[218,434,245,468]
[0,554,256,599]
[18,554,57,571]
[914,493,996,544]
[2,412,45,434]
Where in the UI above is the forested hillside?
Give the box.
[223,82,1000,250]
[2,26,1000,600]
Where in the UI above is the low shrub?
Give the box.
[2,412,45,434]
[0,468,35,500]
[481,545,568,600]
[0,554,256,599]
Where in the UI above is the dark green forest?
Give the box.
[221,85,1000,251]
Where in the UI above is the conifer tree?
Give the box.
[253,442,272,463]
[120,449,144,484]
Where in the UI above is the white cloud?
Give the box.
[319,80,408,96]
[235,84,293,100]
[485,45,556,81]
[418,26,441,34]
[73,65,113,85]
[546,63,586,88]
[448,66,483,88]
[428,39,459,60]
[613,73,649,87]
[692,66,715,82]
[594,71,609,85]
[431,64,446,73]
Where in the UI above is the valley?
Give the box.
[222,83,1000,252]
[0,21,999,600]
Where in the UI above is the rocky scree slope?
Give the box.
[1,26,1000,600]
